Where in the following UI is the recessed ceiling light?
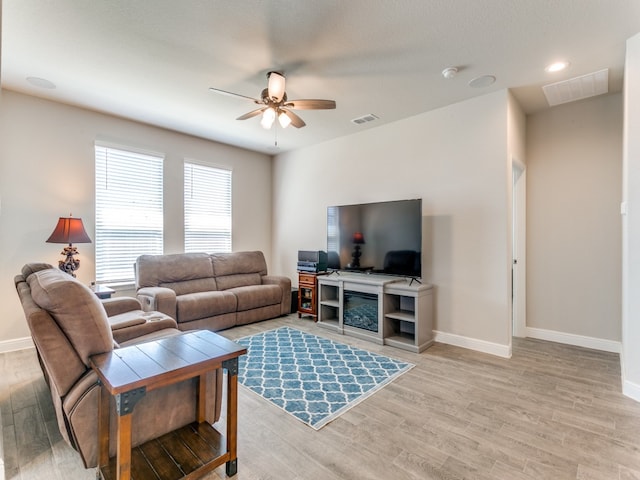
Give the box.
[545,61,570,73]
[26,76,56,89]
[468,74,496,88]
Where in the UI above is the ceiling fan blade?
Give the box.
[282,109,306,128]
[267,71,286,103]
[236,107,267,121]
[209,87,261,104]
[285,99,336,110]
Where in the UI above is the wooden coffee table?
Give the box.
[90,330,247,480]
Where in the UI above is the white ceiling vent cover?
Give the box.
[543,68,609,106]
[351,114,379,125]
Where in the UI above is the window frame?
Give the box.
[183,160,232,254]
[94,142,164,285]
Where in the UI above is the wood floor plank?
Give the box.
[2,314,640,480]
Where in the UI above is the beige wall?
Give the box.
[526,93,622,342]
[0,90,273,346]
[273,90,514,354]
[0,81,626,362]
[622,33,640,399]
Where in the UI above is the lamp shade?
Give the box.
[46,217,92,244]
[267,71,286,102]
[352,232,365,244]
[278,110,292,128]
[261,107,276,129]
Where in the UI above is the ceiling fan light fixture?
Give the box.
[267,71,286,102]
[278,110,292,128]
[261,107,276,129]
[210,70,335,132]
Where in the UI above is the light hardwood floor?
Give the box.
[2,314,640,480]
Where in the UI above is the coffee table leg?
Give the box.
[114,388,146,480]
[226,459,238,476]
[97,383,109,479]
[197,373,208,423]
[223,358,239,477]
[116,413,132,480]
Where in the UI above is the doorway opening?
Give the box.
[512,161,526,337]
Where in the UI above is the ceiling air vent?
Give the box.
[351,113,379,125]
[542,68,609,107]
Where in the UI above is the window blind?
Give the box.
[184,162,232,253]
[95,145,164,284]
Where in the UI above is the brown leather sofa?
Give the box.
[14,263,222,468]
[135,251,291,332]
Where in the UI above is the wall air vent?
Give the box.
[351,113,379,125]
[542,68,609,107]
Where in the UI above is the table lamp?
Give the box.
[46,215,92,277]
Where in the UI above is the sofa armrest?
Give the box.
[136,286,177,318]
[262,275,292,316]
[101,297,142,317]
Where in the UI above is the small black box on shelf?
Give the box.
[297,250,328,272]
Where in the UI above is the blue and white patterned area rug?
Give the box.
[236,326,414,430]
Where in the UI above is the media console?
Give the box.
[317,272,434,353]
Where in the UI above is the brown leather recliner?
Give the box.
[14,263,222,468]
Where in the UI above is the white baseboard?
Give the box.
[525,327,621,353]
[0,336,34,354]
[623,378,640,402]
[620,349,640,403]
[433,330,512,358]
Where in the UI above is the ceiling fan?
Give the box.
[209,71,336,129]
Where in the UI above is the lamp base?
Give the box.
[58,245,80,277]
[351,245,362,268]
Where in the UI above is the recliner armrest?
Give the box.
[101,297,142,317]
[136,286,177,318]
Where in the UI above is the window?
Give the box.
[95,144,164,284]
[184,161,232,253]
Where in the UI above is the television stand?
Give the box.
[317,273,434,353]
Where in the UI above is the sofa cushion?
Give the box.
[160,277,218,296]
[215,273,261,291]
[211,251,267,277]
[230,284,282,312]
[136,253,214,288]
[28,269,113,365]
[176,291,237,323]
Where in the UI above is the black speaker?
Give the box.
[298,250,327,263]
[297,250,328,272]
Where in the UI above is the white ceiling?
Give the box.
[2,0,640,155]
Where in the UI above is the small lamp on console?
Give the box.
[351,232,365,268]
[46,215,92,277]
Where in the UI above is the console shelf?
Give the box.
[317,273,433,353]
[317,278,341,331]
[385,311,415,322]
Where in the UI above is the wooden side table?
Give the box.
[90,330,246,480]
[91,284,115,299]
[298,272,325,320]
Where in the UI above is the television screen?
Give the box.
[327,199,422,278]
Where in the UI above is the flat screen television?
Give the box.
[326,199,422,278]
